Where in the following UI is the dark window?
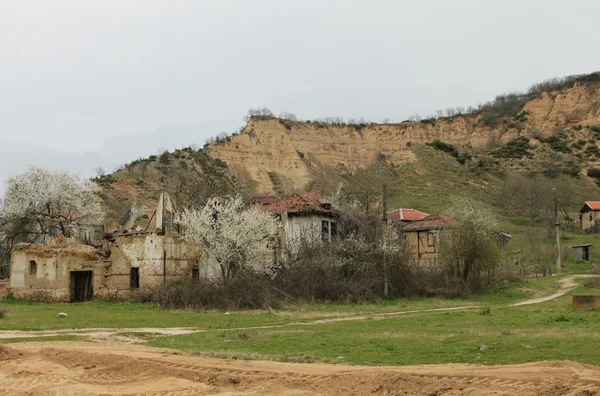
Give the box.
[130,267,140,289]
[29,260,37,275]
[330,222,337,240]
[427,232,436,247]
[191,268,199,281]
[322,220,330,242]
[590,213,593,222]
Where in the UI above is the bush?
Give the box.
[583,277,600,288]
[585,146,600,158]
[490,136,534,159]
[426,140,471,164]
[587,168,600,180]
[478,307,491,316]
[539,134,571,153]
[591,125,600,133]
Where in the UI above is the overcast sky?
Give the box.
[1,0,599,195]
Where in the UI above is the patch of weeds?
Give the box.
[584,277,600,288]
[478,307,492,316]
[547,313,586,324]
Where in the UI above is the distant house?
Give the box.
[401,214,456,267]
[579,201,600,231]
[387,208,429,223]
[261,193,338,259]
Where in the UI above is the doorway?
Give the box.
[70,271,93,302]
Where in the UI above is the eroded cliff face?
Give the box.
[208,83,600,194]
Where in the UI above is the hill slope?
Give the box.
[209,79,600,195]
[99,73,600,221]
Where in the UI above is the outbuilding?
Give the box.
[570,244,591,262]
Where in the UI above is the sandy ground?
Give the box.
[0,341,598,395]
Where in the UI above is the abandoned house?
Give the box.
[387,208,429,223]
[261,192,338,259]
[8,192,213,302]
[402,213,456,268]
[579,201,600,232]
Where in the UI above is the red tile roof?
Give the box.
[584,201,600,210]
[387,208,429,222]
[262,193,334,216]
[402,213,455,231]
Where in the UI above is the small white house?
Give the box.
[261,193,338,259]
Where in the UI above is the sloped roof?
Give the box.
[402,213,456,232]
[263,193,334,216]
[583,201,600,211]
[387,208,429,222]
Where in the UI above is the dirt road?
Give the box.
[0,341,598,395]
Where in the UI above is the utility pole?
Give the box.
[382,183,389,297]
[553,188,561,273]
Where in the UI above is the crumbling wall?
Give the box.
[112,234,203,290]
[9,244,103,302]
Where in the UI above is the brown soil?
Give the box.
[0,341,598,395]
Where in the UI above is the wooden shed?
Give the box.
[570,244,591,262]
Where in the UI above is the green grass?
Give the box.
[1,273,598,367]
[0,335,78,344]
[0,298,294,331]
[149,284,600,366]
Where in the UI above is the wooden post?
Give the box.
[382,183,389,297]
[553,188,561,273]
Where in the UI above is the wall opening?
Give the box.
[191,268,199,281]
[130,267,140,289]
[70,271,93,302]
[29,260,37,275]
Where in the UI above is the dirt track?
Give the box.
[0,341,598,395]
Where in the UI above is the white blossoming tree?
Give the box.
[2,166,106,238]
[175,195,279,279]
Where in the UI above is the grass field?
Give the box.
[148,282,600,366]
[1,264,599,367]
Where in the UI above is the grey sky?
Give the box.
[1,0,599,194]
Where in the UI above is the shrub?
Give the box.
[587,168,600,183]
[159,151,171,165]
[490,136,534,159]
[539,134,571,153]
[478,307,491,316]
[584,277,600,288]
[149,155,157,161]
[513,110,529,123]
[591,125,600,133]
[585,146,600,158]
[297,150,305,159]
[214,158,228,168]
[279,119,292,130]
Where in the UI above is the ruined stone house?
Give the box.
[8,192,216,302]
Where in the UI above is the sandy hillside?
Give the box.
[0,341,598,395]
